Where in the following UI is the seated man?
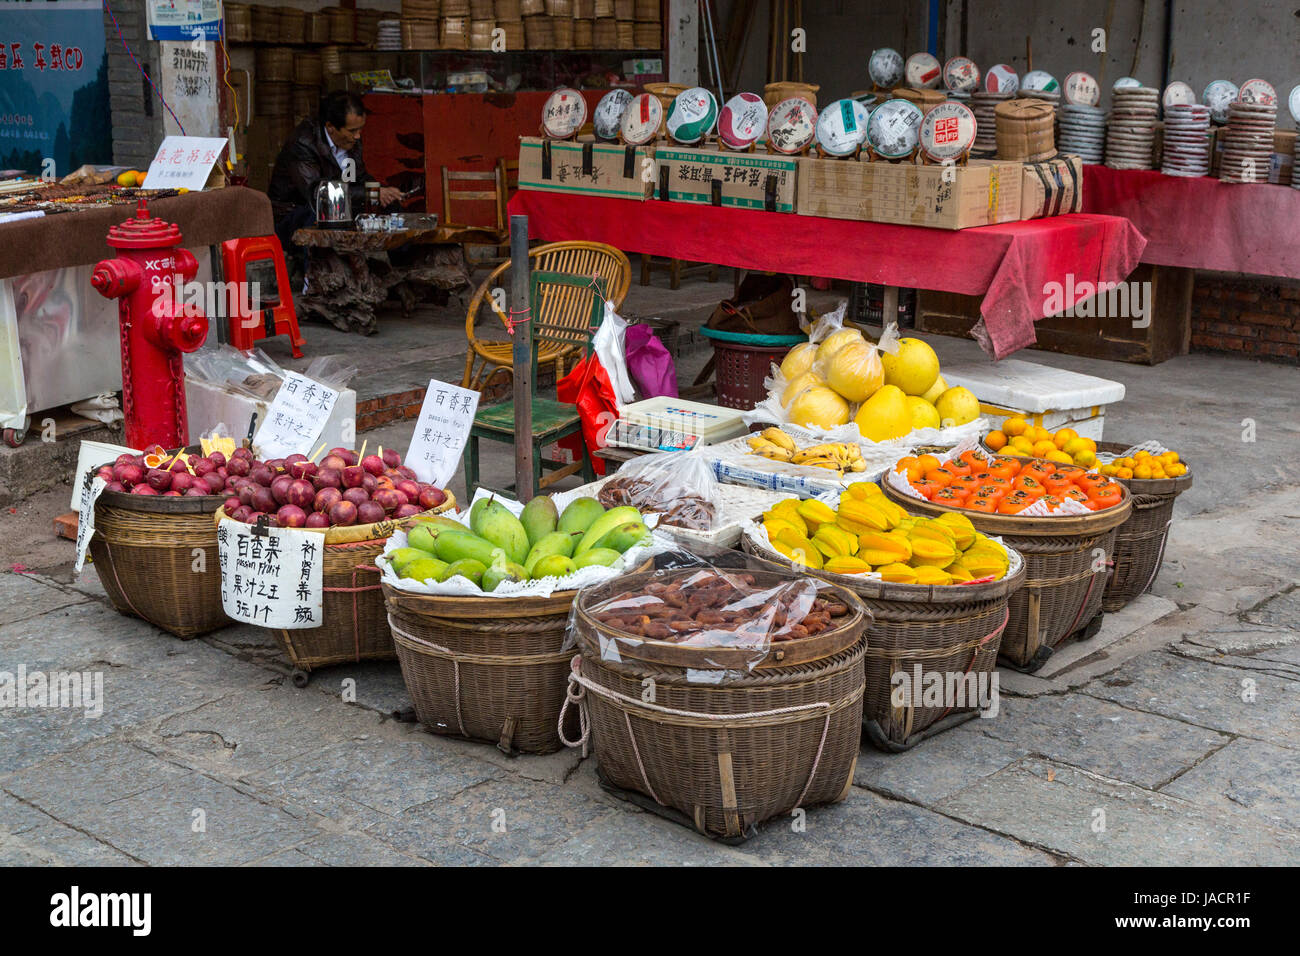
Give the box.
[268,90,402,255]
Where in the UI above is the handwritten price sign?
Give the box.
[405,379,479,487]
[218,519,323,629]
[253,371,339,460]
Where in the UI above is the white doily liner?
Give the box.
[377,486,671,598]
[883,441,1094,517]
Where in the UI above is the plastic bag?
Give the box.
[624,323,678,399]
[596,449,719,530]
[557,352,620,478]
[593,300,636,407]
[184,345,285,400]
[562,547,856,678]
[303,355,359,392]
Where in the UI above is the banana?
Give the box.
[800,457,845,471]
[754,445,794,462]
[761,427,796,451]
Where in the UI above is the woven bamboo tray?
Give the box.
[1097,441,1193,612]
[632,22,659,47]
[572,19,592,47]
[89,487,230,639]
[443,0,471,13]
[214,494,455,684]
[569,611,868,840]
[742,534,1026,749]
[884,482,1129,672]
[403,20,441,49]
[469,18,496,48]
[613,0,633,17]
[552,14,574,46]
[615,20,634,48]
[592,17,617,46]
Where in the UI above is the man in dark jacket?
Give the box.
[268,90,402,251]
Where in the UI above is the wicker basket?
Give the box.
[764,81,819,109]
[277,7,306,42]
[594,0,613,14]
[591,16,616,46]
[545,0,572,13]
[523,14,553,47]
[883,482,1130,672]
[386,586,579,755]
[89,491,229,639]
[255,47,294,82]
[469,18,496,48]
[743,535,1026,750]
[569,570,869,840]
[574,0,594,15]
[1099,442,1192,612]
[225,3,253,42]
[291,84,318,121]
[321,45,345,73]
[615,20,634,48]
[306,12,331,43]
[214,495,455,683]
[500,19,525,48]
[442,0,471,13]
[356,10,383,44]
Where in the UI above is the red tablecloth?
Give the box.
[1082,165,1300,278]
[508,191,1145,360]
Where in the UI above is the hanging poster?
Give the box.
[146,0,222,42]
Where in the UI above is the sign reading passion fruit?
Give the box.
[218,518,323,629]
[253,371,339,460]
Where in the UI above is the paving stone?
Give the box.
[0,822,141,865]
[1243,589,1300,630]
[0,570,88,624]
[1,738,192,813]
[365,775,615,865]
[735,785,1058,866]
[976,694,1229,789]
[1084,650,1300,748]
[305,661,412,715]
[937,757,1300,866]
[288,832,431,867]
[1162,738,1300,832]
[247,847,324,866]
[854,722,1026,804]
[1172,643,1300,681]
[536,806,757,865]
[1155,546,1299,614]
[1034,594,1178,678]
[1184,627,1299,656]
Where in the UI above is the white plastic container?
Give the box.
[938,359,1126,440]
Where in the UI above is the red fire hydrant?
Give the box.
[92,199,207,451]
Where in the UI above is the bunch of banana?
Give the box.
[745,428,869,474]
[746,427,797,462]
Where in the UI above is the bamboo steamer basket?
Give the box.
[342,50,377,72]
[521,0,546,14]
[225,3,253,42]
[470,0,495,16]
[327,7,356,43]
[995,98,1056,161]
[255,81,292,116]
[251,4,279,36]
[882,480,1131,672]
[494,0,523,17]
[214,494,456,685]
[357,10,383,45]
[764,81,818,109]
[573,18,593,47]
[277,7,306,42]
[574,0,594,16]
[615,20,634,48]
[294,52,323,86]
[255,47,294,82]
[568,569,869,841]
[402,20,441,49]
[633,0,658,19]
[469,18,496,48]
[892,86,948,114]
[613,0,633,18]
[321,45,345,74]
[594,0,614,15]
[442,0,471,14]
[524,14,554,48]
[403,0,443,18]
[552,14,574,46]
[291,85,318,121]
[442,15,470,48]
[644,81,687,134]
[743,533,1026,751]
[545,0,573,14]
[89,490,230,640]
[306,12,331,43]
[633,21,659,47]
[500,19,525,48]
[1097,442,1193,612]
[592,16,617,46]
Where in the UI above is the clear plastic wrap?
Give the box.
[564,548,857,676]
[184,345,284,400]
[302,355,359,391]
[595,449,719,531]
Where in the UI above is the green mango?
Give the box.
[432,531,500,567]
[595,521,650,555]
[470,497,530,564]
[573,547,622,570]
[575,506,643,557]
[387,547,434,573]
[520,495,558,547]
[557,496,605,535]
[437,558,487,587]
[523,530,581,576]
[399,556,449,583]
[407,524,446,555]
[481,551,528,593]
[530,554,576,580]
[412,514,468,532]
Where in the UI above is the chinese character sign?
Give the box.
[143,135,228,191]
[74,474,107,574]
[253,371,339,460]
[146,0,222,41]
[218,519,323,629]
[405,379,480,486]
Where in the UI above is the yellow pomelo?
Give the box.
[779,342,816,380]
[853,384,912,443]
[781,371,824,406]
[935,386,980,427]
[788,386,850,429]
[881,337,941,396]
[906,396,941,431]
[919,374,948,406]
[825,339,885,403]
[815,327,865,364]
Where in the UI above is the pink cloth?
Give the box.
[1082,165,1300,278]
[508,191,1145,359]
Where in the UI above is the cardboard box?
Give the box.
[1270,129,1296,185]
[518,137,655,201]
[654,146,798,212]
[795,157,1022,229]
[1021,154,1084,219]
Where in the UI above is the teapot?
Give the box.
[314,180,352,229]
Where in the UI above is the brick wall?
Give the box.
[104,0,164,169]
[1190,273,1300,364]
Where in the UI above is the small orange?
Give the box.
[1116,467,1134,480]
[1053,427,1077,449]
[1031,439,1058,459]
[1002,417,1028,437]
[916,454,941,474]
[985,430,1007,451]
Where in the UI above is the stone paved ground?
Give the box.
[1,277,1298,866]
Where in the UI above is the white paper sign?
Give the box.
[218,518,323,629]
[144,135,228,191]
[252,371,339,460]
[406,379,480,486]
[160,42,219,138]
[74,476,108,574]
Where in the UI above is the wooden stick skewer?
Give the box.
[309,443,328,462]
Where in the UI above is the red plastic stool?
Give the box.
[221,236,305,357]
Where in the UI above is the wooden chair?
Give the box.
[461,241,631,392]
[440,164,508,271]
[464,270,605,498]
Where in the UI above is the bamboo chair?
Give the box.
[461,241,631,392]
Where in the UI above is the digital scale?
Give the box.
[604,398,749,453]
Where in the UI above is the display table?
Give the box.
[508,190,1146,361]
[1082,166,1300,279]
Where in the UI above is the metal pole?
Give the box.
[509,214,533,501]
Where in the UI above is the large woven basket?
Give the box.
[214,495,455,683]
[89,491,229,640]
[567,570,869,840]
[385,586,580,754]
[743,534,1026,750]
[884,483,1130,672]
[1098,442,1193,612]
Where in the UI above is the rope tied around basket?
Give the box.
[1139,518,1174,597]
[558,654,836,810]
[389,621,468,738]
